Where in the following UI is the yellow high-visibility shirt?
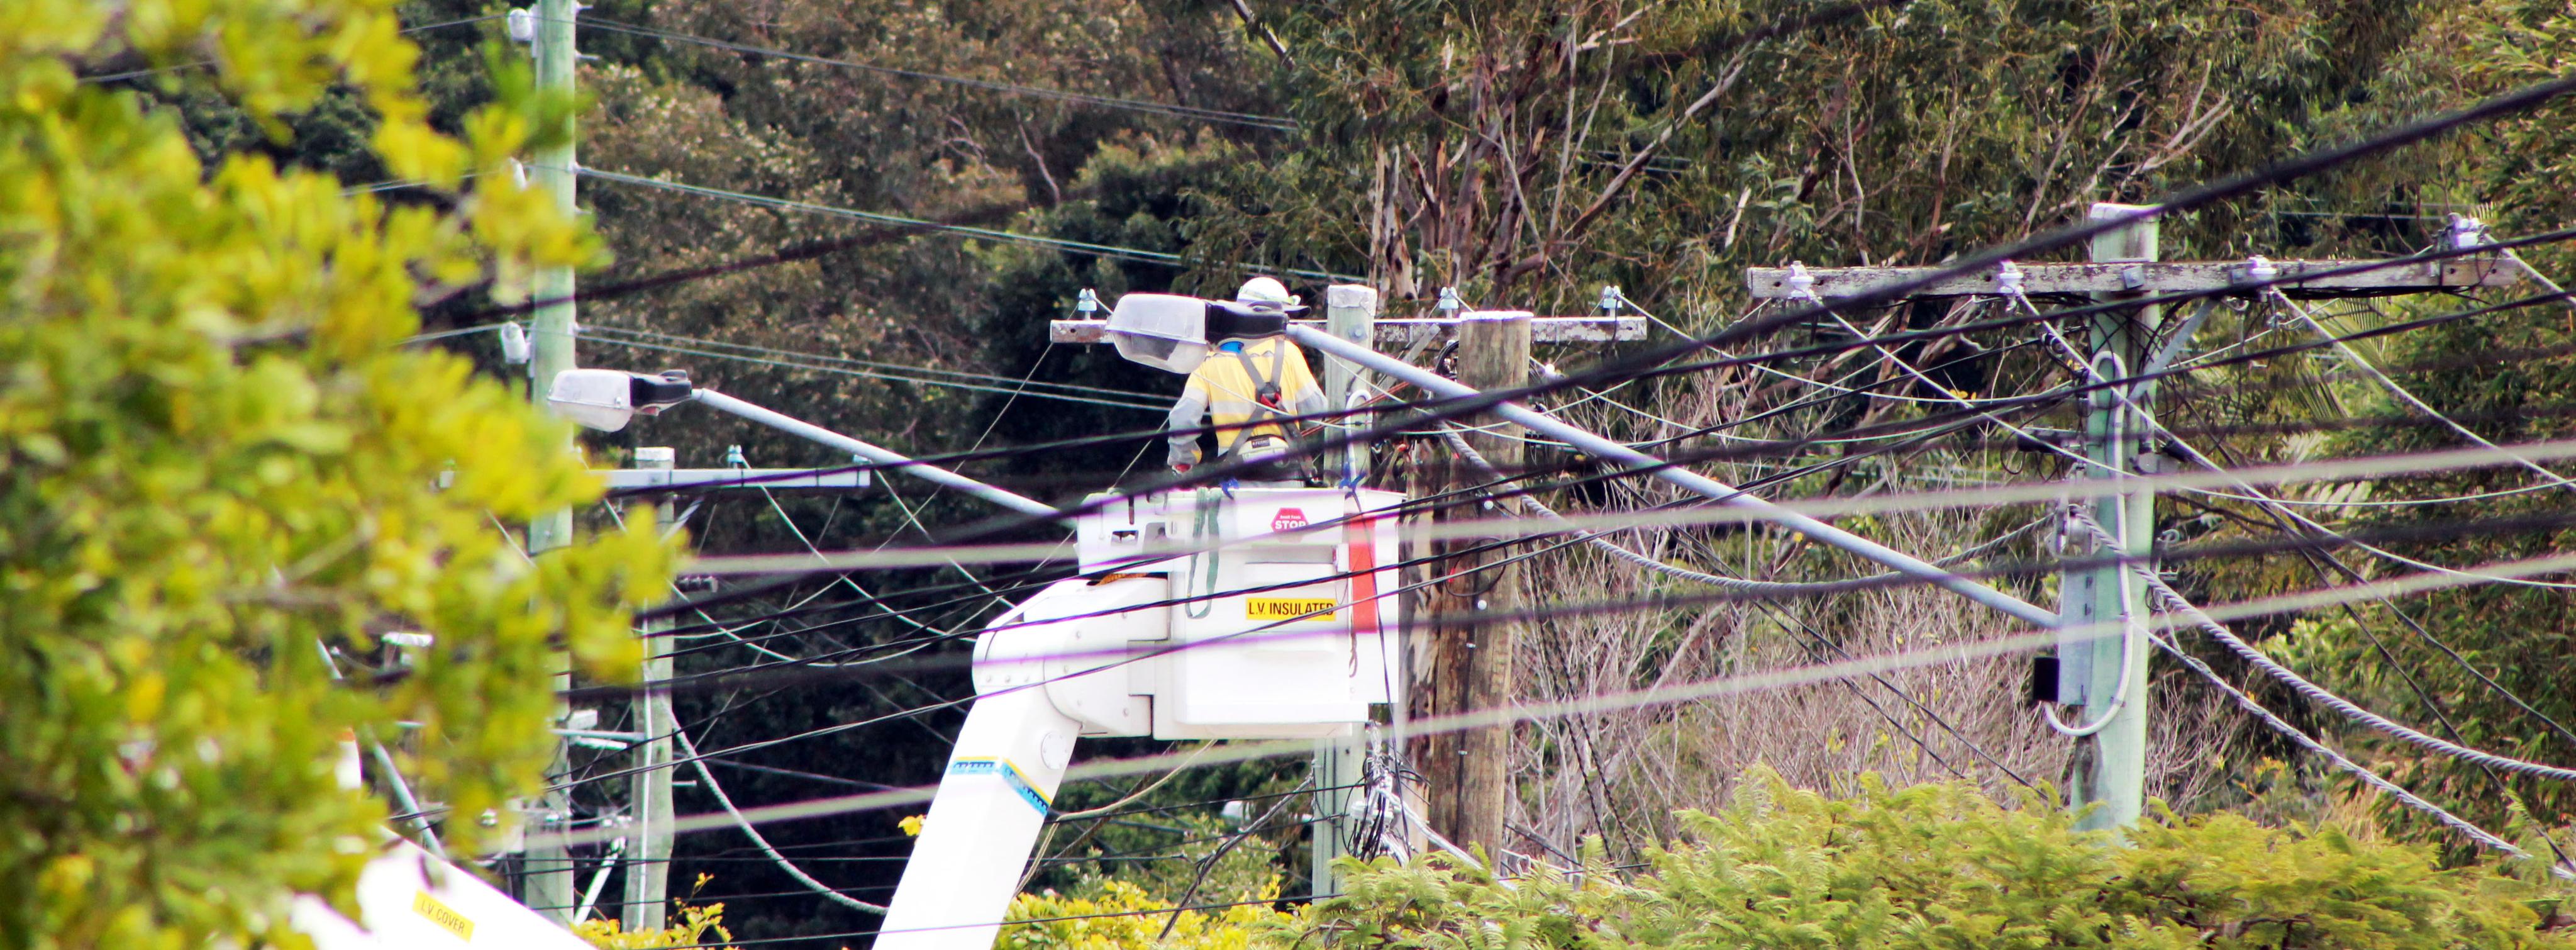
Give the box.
[1166,336,1326,464]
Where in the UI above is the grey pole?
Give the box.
[622,448,677,932]
[1310,285,1378,896]
[690,389,1064,522]
[1282,325,2060,629]
[521,0,580,922]
[2068,203,2158,830]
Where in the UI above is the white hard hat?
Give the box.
[1235,276,1298,307]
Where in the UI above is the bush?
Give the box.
[1273,769,2575,950]
[1003,878,1293,950]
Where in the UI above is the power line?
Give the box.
[586,325,1163,403]
[570,165,1361,284]
[2068,511,2576,784]
[672,721,888,913]
[586,334,1168,413]
[502,536,2576,864]
[570,503,2576,727]
[658,436,2576,584]
[1435,422,2045,788]
[886,253,2576,564]
[77,14,506,84]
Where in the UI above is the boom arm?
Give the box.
[876,688,1082,950]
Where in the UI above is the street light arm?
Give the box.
[690,388,1065,523]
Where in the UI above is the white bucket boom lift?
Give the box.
[875,486,1404,949]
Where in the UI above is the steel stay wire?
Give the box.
[2068,510,2576,786]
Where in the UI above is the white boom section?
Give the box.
[877,688,1083,949]
[879,487,1404,950]
[1282,324,2060,628]
[291,839,596,949]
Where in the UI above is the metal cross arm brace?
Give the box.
[1746,258,2518,300]
[1050,315,1647,345]
[599,467,871,492]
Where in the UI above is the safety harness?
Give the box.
[1216,338,1294,462]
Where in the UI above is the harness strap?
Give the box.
[1215,338,1294,462]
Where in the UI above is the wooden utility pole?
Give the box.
[522,0,580,923]
[1423,309,1531,854]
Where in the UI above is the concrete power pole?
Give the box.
[523,0,580,923]
[1424,308,1531,855]
[2066,203,2158,831]
[623,450,677,932]
[1741,211,2517,834]
[1309,285,1377,896]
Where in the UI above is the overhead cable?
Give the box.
[583,505,2576,718]
[2271,288,2576,498]
[571,165,1360,284]
[2148,627,2573,879]
[586,334,1169,413]
[504,536,2576,855]
[1437,422,2044,787]
[670,723,889,913]
[77,13,506,84]
[2068,511,2576,785]
[575,16,1301,131]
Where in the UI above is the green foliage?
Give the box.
[1003,878,1292,950]
[0,1,670,946]
[1273,769,2575,950]
[573,881,739,949]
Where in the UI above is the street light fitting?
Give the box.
[545,368,695,432]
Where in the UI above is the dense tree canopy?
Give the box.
[28,0,2576,943]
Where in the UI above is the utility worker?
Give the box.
[1166,277,1327,479]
